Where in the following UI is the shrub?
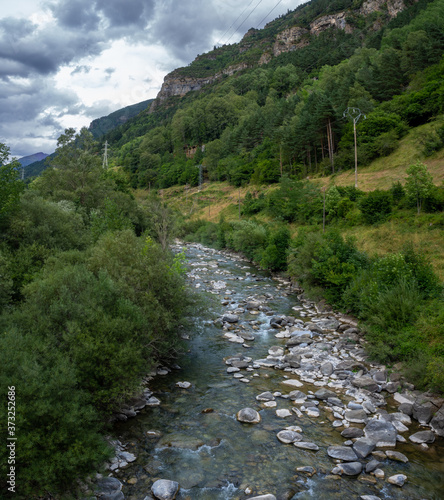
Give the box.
[227,220,268,261]
[358,189,393,224]
[260,226,291,271]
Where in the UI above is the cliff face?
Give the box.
[149,63,248,112]
[150,0,411,111]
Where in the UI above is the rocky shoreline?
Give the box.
[87,243,443,500]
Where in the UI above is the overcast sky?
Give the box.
[1,0,307,158]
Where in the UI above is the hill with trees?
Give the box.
[99,0,443,191]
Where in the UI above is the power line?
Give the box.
[216,0,256,47]
[256,0,284,29]
[224,0,265,46]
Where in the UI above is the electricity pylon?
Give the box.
[102,141,109,169]
[343,107,366,188]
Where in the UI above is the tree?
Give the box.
[0,143,24,223]
[405,162,434,214]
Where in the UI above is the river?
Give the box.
[110,242,444,500]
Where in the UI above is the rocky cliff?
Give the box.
[150,0,411,111]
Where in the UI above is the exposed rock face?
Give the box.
[273,27,310,56]
[310,12,353,36]
[150,63,248,111]
[360,0,406,18]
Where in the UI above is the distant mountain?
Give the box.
[18,152,49,167]
[89,99,154,138]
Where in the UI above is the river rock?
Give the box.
[430,406,444,436]
[327,446,358,461]
[158,434,204,450]
[151,479,180,499]
[341,427,364,439]
[296,466,316,476]
[96,477,124,500]
[256,391,275,402]
[412,401,436,424]
[247,495,276,500]
[387,474,407,487]
[361,496,381,500]
[317,318,340,330]
[408,430,435,444]
[364,419,397,447]
[237,408,261,424]
[222,314,239,323]
[352,437,375,458]
[320,362,334,376]
[277,430,302,444]
[246,301,261,310]
[293,441,319,451]
[344,409,368,424]
[227,367,240,373]
[365,459,380,473]
[283,354,301,368]
[176,382,191,389]
[268,346,284,356]
[282,378,304,388]
[352,377,379,392]
[314,388,336,400]
[398,403,413,416]
[289,390,307,403]
[276,409,292,418]
[386,450,408,463]
[337,462,363,475]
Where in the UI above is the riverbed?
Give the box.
[110,242,444,500]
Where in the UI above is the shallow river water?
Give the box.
[112,243,444,500]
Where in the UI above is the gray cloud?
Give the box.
[1,0,301,157]
[50,0,101,29]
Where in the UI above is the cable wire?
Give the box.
[256,0,284,29]
[216,0,256,47]
[224,0,265,45]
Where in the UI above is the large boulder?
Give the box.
[352,437,375,458]
[237,408,261,424]
[96,477,124,500]
[314,388,336,400]
[151,479,180,500]
[364,419,397,447]
[430,406,444,437]
[327,446,358,461]
[409,430,435,444]
[222,314,239,323]
[351,376,379,393]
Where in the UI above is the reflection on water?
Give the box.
[113,244,444,500]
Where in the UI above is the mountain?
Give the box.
[17,152,49,167]
[89,99,154,138]
[101,0,443,190]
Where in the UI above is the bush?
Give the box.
[227,220,268,261]
[0,330,111,498]
[260,226,291,271]
[358,189,393,224]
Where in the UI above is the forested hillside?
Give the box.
[101,0,444,190]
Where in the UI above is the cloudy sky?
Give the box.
[1,0,306,159]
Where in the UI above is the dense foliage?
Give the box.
[94,0,444,190]
[0,131,196,498]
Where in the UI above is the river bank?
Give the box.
[90,242,444,500]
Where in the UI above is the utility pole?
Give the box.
[102,141,109,169]
[322,187,326,233]
[343,108,365,188]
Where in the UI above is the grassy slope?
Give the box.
[315,120,444,190]
[138,122,444,280]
